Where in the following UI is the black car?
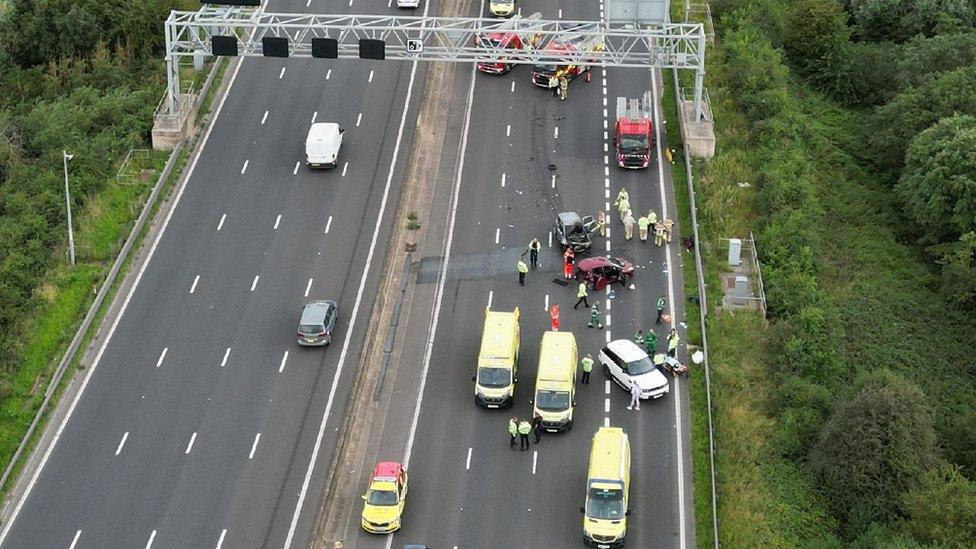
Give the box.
[554,211,599,253]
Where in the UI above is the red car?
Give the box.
[575,256,635,291]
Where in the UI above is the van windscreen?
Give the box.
[586,486,624,520]
[535,390,570,411]
[478,367,510,388]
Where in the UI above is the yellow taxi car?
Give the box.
[361,461,409,534]
[489,0,516,17]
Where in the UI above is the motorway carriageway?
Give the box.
[344,0,695,547]
[0,0,433,547]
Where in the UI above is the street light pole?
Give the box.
[62,150,76,266]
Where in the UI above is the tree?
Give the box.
[902,463,976,547]
[783,0,851,76]
[849,0,975,43]
[938,232,976,306]
[895,115,976,244]
[810,370,937,536]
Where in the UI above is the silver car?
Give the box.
[297,300,338,346]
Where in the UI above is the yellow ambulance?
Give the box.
[581,427,632,547]
[531,331,578,431]
[473,307,520,408]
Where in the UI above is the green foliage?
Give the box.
[937,232,976,305]
[810,370,937,536]
[848,0,975,43]
[783,0,851,76]
[902,463,976,547]
[896,114,976,243]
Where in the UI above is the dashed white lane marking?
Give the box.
[304,278,313,297]
[487,290,494,308]
[145,529,157,549]
[604,417,610,427]
[603,96,607,107]
[602,108,608,119]
[532,450,538,474]
[115,432,129,456]
[554,126,559,139]
[215,529,227,549]
[69,530,81,549]
[325,69,331,80]
[605,201,610,211]
[506,124,511,137]
[605,298,611,311]
[548,231,553,247]
[368,69,374,82]
[606,314,611,327]
[341,162,348,176]
[605,240,611,252]
[603,119,608,130]
[605,380,611,394]
[604,155,609,164]
[544,294,549,310]
[495,228,500,244]
[605,331,612,343]
[501,173,506,187]
[217,213,226,231]
[248,433,261,459]
[220,347,231,367]
[293,161,300,175]
[356,112,363,127]
[156,347,168,368]
[604,166,610,176]
[261,110,269,124]
[605,188,610,199]
[279,67,286,79]
[604,143,609,153]
[274,214,282,230]
[558,8,563,17]
[466,447,472,470]
[325,216,333,234]
[184,432,197,454]
[311,111,318,123]
[604,398,610,413]
[240,160,249,174]
[250,275,259,292]
[511,81,516,93]
[278,351,289,374]
[348,0,353,6]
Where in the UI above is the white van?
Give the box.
[305,122,344,168]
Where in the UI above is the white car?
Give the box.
[305,122,344,169]
[396,0,420,8]
[599,339,670,400]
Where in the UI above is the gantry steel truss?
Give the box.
[164,6,708,120]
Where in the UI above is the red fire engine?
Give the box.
[530,31,602,88]
[613,93,654,169]
[476,31,525,74]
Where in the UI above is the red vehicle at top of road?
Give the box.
[476,31,526,74]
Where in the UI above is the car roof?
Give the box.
[578,256,620,270]
[557,211,582,226]
[307,122,340,140]
[373,461,403,479]
[300,300,335,324]
[605,339,648,362]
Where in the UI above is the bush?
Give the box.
[810,370,937,537]
[902,463,976,547]
[848,0,975,43]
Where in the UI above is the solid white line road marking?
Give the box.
[605,398,610,413]
[293,161,300,175]
[554,126,559,139]
[248,433,261,459]
[69,530,81,549]
[274,214,282,229]
[278,351,289,374]
[506,124,511,137]
[240,159,249,174]
[284,2,435,542]
[145,530,157,549]
[279,67,286,79]
[156,347,168,368]
[217,213,226,231]
[185,432,197,454]
[311,110,318,123]
[495,228,500,244]
[501,173,506,187]
[368,69,374,82]
[325,216,333,233]
[466,447,472,470]
[356,112,363,127]
[605,380,611,394]
[532,450,538,474]
[604,417,610,427]
[221,347,231,367]
[305,278,313,297]
[325,69,331,80]
[261,110,268,124]
[511,81,515,93]
[215,529,227,549]
[341,162,348,176]
[250,275,259,292]
[189,275,200,294]
[650,68,687,549]
[544,294,549,311]
[115,432,129,456]
[0,54,245,547]
[487,290,493,308]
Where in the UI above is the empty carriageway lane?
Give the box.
[0,10,425,549]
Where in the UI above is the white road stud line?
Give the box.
[495,228,500,244]
[217,213,226,231]
[325,69,331,80]
[506,124,511,137]
[501,173,506,187]
[240,159,249,174]
[551,174,556,188]
[341,162,348,177]
[0,52,245,547]
[511,81,515,93]
[356,112,363,127]
[284,1,433,541]
[184,432,197,454]
[466,447,473,470]
[311,110,318,123]
[261,110,269,124]
[220,347,231,367]
[605,201,610,211]
[115,432,129,456]
[558,8,562,17]
[69,530,81,549]
[604,417,610,427]
[215,529,227,549]
[604,398,610,413]
[605,188,610,199]
[250,275,259,292]
[544,294,549,311]
[368,69,374,83]
[348,0,353,6]
[532,450,538,474]
[605,380,611,394]
[156,347,168,368]
[548,231,553,247]
[605,331,611,343]
[324,215,333,234]
[305,278,313,297]
[487,290,494,308]
[606,314,611,327]
[279,67,286,79]
[274,214,282,230]
[278,351,289,374]
[605,240,611,252]
[145,530,157,549]
[293,161,300,175]
[554,126,559,139]
[248,433,261,459]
